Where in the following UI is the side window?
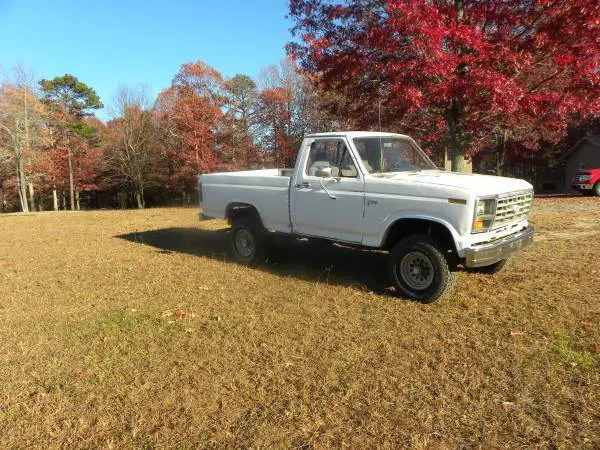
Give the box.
[306,139,358,178]
[306,140,340,175]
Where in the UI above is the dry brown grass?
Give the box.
[0,198,598,448]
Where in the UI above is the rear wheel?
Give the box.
[388,235,455,303]
[229,217,266,265]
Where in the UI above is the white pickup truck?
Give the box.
[200,131,534,302]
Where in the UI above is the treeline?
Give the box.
[0,60,332,212]
[2,0,599,212]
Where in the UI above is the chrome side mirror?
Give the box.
[314,166,333,178]
[314,165,337,199]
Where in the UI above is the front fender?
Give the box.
[369,211,464,251]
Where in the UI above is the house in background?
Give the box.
[472,134,600,194]
[562,134,600,194]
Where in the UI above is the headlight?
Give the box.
[580,174,592,181]
[472,198,496,233]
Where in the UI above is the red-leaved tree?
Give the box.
[255,87,297,167]
[288,0,600,171]
[157,61,225,202]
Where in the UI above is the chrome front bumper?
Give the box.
[464,226,534,268]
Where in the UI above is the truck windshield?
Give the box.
[352,136,437,173]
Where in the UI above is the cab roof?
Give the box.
[305,131,412,140]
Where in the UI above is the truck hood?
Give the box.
[374,170,533,196]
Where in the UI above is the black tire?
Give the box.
[467,258,509,274]
[229,217,266,265]
[593,182,600,197]
[388,235,455,303]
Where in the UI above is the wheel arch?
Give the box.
[381,216,460,259]
[225,202,265,228]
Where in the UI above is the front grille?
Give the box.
[492,191,533,229]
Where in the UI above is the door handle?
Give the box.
[295,182,310,189]
[367,199,378,206]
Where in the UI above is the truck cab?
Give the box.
[200,131,535,303]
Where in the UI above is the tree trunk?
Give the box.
[53,185,58,211]
[28,181,36,212]
[21,88,33,213]
[496,130,508,176]
[67,148,75,210]
[496,150,505,176]
[62,189,67,210]
[450,144,466,173]
[75,189,80,210]
[181,188,186,206]
[16,180,28,212]
[447,121,466,173]
[446,99,467,173]
[135,190,145,209]
[16,162,29,212]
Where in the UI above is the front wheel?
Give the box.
[593,182,600,197]
[388,235,455,303]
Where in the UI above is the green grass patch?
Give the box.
[551,331,596,369]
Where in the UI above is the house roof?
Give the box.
[562,135,600,160]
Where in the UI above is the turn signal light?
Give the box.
[473,219,486,231]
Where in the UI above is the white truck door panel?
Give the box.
[291,138,365,242]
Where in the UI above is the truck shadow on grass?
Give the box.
[116,227,393,295]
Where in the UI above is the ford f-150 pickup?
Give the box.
[200,131,534,302]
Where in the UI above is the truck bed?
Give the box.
[200,169,293,233]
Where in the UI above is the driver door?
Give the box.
[291,138,365,243]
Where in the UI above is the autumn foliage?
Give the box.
[256,88,296,167]
[157,62,225,196]
[0,59,327,211]
[288,0,600,170]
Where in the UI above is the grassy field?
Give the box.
[0,198,598,447]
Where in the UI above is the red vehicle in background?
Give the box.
[573,169,600,196]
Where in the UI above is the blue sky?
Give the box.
[0,0,293,120]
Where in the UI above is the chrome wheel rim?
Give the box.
[234,228,255,258]
[399,251,434,290]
